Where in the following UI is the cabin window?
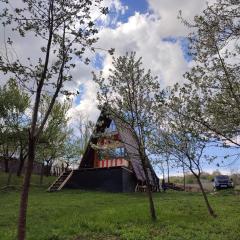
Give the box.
[115,147,125,157]
[98,147,126,160]
[109,147,125,159]
[105,120,117,133]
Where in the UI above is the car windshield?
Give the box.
[216,175,229,180]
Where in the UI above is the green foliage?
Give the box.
[170,173,213,185]
[36,98,71,164]
[153,87,215,178]
[0,79,30,157]
[0,79,29,119]
[179,0,240,147]
[93,52,162,157]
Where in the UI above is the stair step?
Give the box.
[57,177,66,180]
[48,170,73,192]
[56,179,65,182]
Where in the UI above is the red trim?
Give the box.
[97,158,128,168]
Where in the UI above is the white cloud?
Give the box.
[98,12,189,87]
[91,0,128,26]
[67,80,100,123]
[0,0,215,123]
[148,0,213,36]
[73,0,214,121]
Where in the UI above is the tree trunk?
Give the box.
[46,161,50,177]
[17,138,35,240]
[49,163,53,176]
[6,170,12,187]
[196,177,216,217]
[141,154,157,221]
[4,157,9,173]
[166,157,170,183]
[145,173,157,221]
[39,163,44,186]
[183,165,185,191]
[45,160,53,177]
[17,151,27,177]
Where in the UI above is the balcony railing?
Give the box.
[97,159,129,168]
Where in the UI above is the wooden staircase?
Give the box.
[47,170,73,192]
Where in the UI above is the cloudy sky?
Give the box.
[0,0,210,121]
[1,0,238,175]
[69,0,212,122]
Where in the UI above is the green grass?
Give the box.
[1,173,240,240]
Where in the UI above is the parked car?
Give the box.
[212,175,234,190]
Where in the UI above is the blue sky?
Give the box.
[116,0,149,21]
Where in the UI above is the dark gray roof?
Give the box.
[116,120,157,185]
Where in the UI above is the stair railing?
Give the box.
[58,170,74,190]
[47,171,66,192]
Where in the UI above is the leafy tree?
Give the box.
[93,52,162,221]
[36,97,70,177]
[0,79,29,176]
[60,114,95,170]
[153,90,217,217]
[61,135,82,170]
[75,114,95,158]
[0,1,109,239]
[179,0,240,147]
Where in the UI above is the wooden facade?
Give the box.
[49,110,159,192]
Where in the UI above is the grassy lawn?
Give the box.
[0,172,55,189]
[1,173,240,240]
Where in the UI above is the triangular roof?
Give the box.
[80,110,159,187]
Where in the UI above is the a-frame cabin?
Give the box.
[48,110,159,192]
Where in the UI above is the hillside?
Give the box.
[1,174,240,240]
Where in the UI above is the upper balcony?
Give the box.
[94,146,129,169]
